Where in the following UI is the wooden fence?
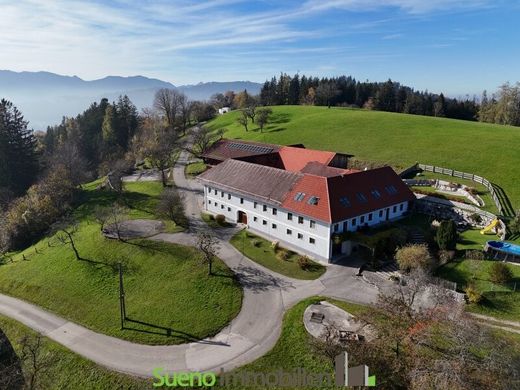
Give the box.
[401,163,504,215]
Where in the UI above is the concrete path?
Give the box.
[0,131,379,377]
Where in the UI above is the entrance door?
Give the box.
[238,211,247,224]
[385,208,390,221]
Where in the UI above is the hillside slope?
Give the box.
[207,106,520,211]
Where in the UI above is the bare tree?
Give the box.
[93,206,111,232]
[19,334,56,390]
[157,187,188,228]
[153,89,184,130]
[309,323,345,365]
[179,96,192,136]
[237,111,249,132]
[52,216,82,260]
[189,126,224,158]
[106,203,128,241]
[245,99,258,123]
[196,231,220,275]
[0,328,24,389]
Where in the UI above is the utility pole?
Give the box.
[119,262,126,329]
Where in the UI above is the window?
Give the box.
[254,202,257,209]
[400,203,404,211]
[371,189,381,199]
[307,196,319,205]
[262,220,267,225]
[221,191,224,197]
[214,189,217,195]
[309,237,315,244]
[228,194,231,200]
[385,185,398,195]
[263,205,267,212]
[287,229,292,235]
[368,213,373,221]
[215,202,218,207]
[272,208,277,215]
[297,233,303,239]
[343,221,348,231]
[288,213,293,221]
[298,216,304,224]
[294,192,306,202]
[240,198,244,204]
[393,205,397,212]
[310,220,316,228]
[272,223,277,229]
[221,205,225,209]
[379,210,383,218]
[334,224,339,232]
[356,192,368,203]
[227,207,231,212]
[253,216,257,222]
[208,200,212,205]
[360,216,365,224]
[340,196,351,207]
[352,218,357,226]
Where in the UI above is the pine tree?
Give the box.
[0,99,39,196]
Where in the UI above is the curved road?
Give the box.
[0,140,379,378]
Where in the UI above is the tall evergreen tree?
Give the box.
[0,99,39,196]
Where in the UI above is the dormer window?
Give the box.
[356,193,368,203]
[371,189,381,199]
[294,192,306,202]
[307,196,319,205]
[339,196,350,207]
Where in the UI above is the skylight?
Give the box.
[385,185,398,195]
[356,192,368,203]
[371,189,381,199]
[307,196,319,205]
[294,192,306,202]
[340,196,351,207]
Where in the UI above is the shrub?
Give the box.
[297,255,311,270]
[215,214,226,225]
[436,220,458,250]
[395,244,432,272]
[157,187,188,227]
[465,283,483,304]
[465,249,485,260]
[489,262,513,285]
[251,239,261,247]
[276,249,290,261]
[508,211,520,235]
[271,241,279,251]
[438,249,456,265]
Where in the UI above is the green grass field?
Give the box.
[207,106,520,211]
[230,230,326,280]
[0,181,242,345]
[0,315,150,389]
[185,161,207,177]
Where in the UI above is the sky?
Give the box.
[1,0,519,96]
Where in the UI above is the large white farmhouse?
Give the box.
[198,139,414,263]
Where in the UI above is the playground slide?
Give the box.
[480,219,499,235]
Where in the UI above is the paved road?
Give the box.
[0,134,379,377]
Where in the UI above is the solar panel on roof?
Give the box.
[226,142,274,154]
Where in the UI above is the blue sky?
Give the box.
[0,0,519,96]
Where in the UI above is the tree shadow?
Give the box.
[0,328,25,390]
[233,264,294,292]
[122,318,229,346]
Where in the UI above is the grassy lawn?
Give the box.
[436,259,520,321]
[206,106,520,210]
[230,230,326,280]
[226,297,365,388]
[0,315,151,389]
[201,212,231,228]
[0,181,242,345]
[185,161,207,177]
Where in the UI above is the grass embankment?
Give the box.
[185,161,207,177]
[0,315,150,389]
[0,181,242,345]
[230,230,326,280]
[208,106,520,210]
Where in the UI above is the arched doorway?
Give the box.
[237,211,248,224]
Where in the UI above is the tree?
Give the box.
[237,111,249,132]
[256,108,272,133]
[153,89,183,130]
[245,99,258,123]
[508,210,520,235]
[157,187,188,228]
[0,99,39,197]
[434,93,446,117]
[189,126,224,158]
[375,79,396,111]
[196,231,220,275]
[309,323,345,365]
[395,244,432,273]
[0,328,24,389]
[53,216,82,260]
[436,220,458,250]
[316,82,338,108]
[489,262,513,285]
[19,334,56,390]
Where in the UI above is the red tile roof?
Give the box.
[281,175,331,222]
[278,146,336,172]
[300,161,358,177]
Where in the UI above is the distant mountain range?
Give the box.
[0,70,262,129]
